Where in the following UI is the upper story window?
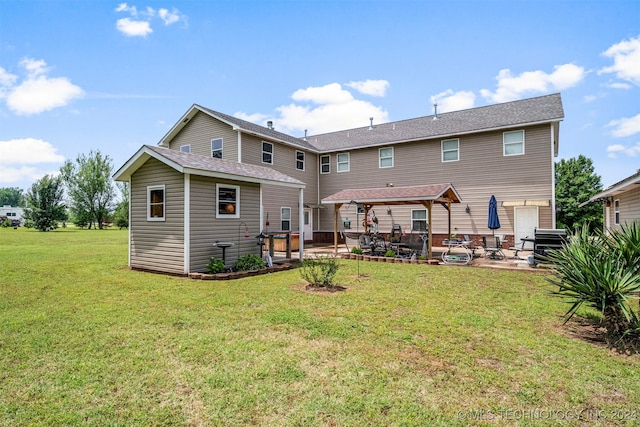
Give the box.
[216,184,240,218]
[320,155,330,174]
[296,151,305,171]
[441,138,459,162]
[337,152,350,173]
[614,199,620,225]
[262,141,273,164]
[180,145,191,153]
[211,138,223,159]
[379,147,394,168]
[281,207,291,231]
[503,130,524,156]
[147,185,165,221]
[411,209,427,231]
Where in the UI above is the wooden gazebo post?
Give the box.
[333,203,342,256]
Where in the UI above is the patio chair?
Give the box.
[508,236,529,260]
[482,236,505,260]
[463,234,481,257]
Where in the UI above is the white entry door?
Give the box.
[303,208,312,241]
[514,206,538,249]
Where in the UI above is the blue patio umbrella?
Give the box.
[488,195,501,235]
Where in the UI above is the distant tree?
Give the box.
[113,182,129,229]
[0,187,25,207]
[23,175,67,231]
[60,150,116,229]
[555,155,603,232]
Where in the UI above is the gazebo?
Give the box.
[321,183,462,260]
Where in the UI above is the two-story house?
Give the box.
[114,93,564,274]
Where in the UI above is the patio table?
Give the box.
[441,239,473,265]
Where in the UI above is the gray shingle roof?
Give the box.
[321,183,462,205]
[307,93,564,151]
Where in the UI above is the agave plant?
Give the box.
[545,222,640,341]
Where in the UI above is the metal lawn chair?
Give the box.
[482,236,505,260]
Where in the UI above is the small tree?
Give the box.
[555,156,603,232]
[113,182,129,229]
[23,175,67,232]
[299,256,340,289]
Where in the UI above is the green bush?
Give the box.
[350,246,363,254]
[206,257,226,274]
[299,256,340,288]
[546,222,640,350]
[384,249,396,258]
[1,218,11,228]
[233,254,265,271]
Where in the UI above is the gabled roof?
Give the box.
[113,145,305,188]
[307,93,564,152]
[582,170,640,205]
[321,183,462,206]
[158,104,318,152]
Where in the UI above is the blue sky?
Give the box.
[1,0,639,193]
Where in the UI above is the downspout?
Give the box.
[237,130,242,162]
[299,188,304,261]
[550,123,557,228]
[184,173,191,274]
[128,177,132,268]
[317,154,321,242]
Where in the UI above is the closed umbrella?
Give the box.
[488,195,501,235]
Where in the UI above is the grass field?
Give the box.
[1,228,639,426]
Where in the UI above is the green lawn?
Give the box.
[1,228,638,426]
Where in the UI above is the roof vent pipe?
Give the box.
[369,117,374,130]
[304,129,308,141]
[433,103,438,120]
[267,120,273,129]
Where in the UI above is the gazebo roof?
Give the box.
[321,183,462,206]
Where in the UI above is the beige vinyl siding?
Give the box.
[318,124,555,236]
[241,133,318,232]
[130,158,184,274]
[189,176,261,272]
[168,112,239,160]
[609,188,640,232]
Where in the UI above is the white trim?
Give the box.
[503,129,525,156]
[147,185,166,221]
[211,138,223,159]
[216,183,240,219]
[281,206,291,231]
[295,150,305,171]
[614,199,620,225]
[299,189,304,261]
[127,178,132,267]
[441,138,459,162]
[262,141,274,165]
[550,124,556,227]
[320,154,331,174]
[237,131,242,163]
[337,152,350,173]
[379,147,394,168]
[184,174,190,274]
[411,208,428,231]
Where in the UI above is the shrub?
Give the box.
[206,257,226,274]
[299,256,340,288]
[350,247,363,254]
[234,254,265,271]
[1,218,11,228]
[384,249,396,258]
[545,223,640,351]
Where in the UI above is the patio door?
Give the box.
[303,208,312,241]
[514,206,538,249]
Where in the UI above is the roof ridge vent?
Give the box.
[369,117,374,130]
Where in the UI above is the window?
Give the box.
[441,138,459,162]
[281,207,291,231]
[320,155,330,174]
[180,144,191,153]
[296,151,305,171]
[503,130,524,156]
[379,147,394,168]
[211,138,223,159]
[216,184,240,218]
[337,153,350,173]
[147,185,165,221]
[262,141,273,164]
[411,209,427,231]
[614,199,620,225]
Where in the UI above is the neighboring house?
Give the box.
[0,205,24,226]
[115,93,564,274]
[583,170,640,232]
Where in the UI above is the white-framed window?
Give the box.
[441,138,459,162]
[379,147,394,168]
[503,130,524,156]
[216,184,240,218]
[337,152,350,173]
[614,199,620,225]
[281,207,291,231]
[211,138,223,159]
[180,144,191,153]
[411,209,427,231]
[296,151,305,171]
[320,155,330,174]
[262,141,273,164]
[147,185,165,221]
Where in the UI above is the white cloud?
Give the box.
[115,3,137,15]
[345,79,389,97]
[604,81,632,90]
[607,142,640,158]
[607,113,640,137]
[236,81,390,135]
[116,17,152,37]
[481,63,586,103]
[599,35,640,87]
[159,8,181,25]
[0,138,65,184]
[0,67,17,87]
[430,90,476,113]
[1,58,84,115]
